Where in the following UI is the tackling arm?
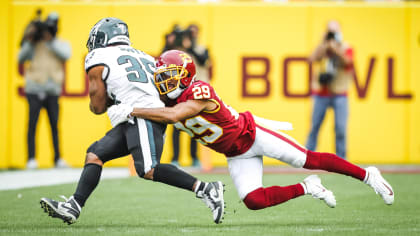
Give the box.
[87,66,108,114]
[130,99,212,124]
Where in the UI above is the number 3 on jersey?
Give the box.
[192,86,211,99]
[117,55,154,83]
[174,116,223,146]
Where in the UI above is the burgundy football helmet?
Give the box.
[154,50,196,99]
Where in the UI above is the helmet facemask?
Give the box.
[154,65,189,97]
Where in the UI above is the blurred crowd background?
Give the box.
[1,0,419,170]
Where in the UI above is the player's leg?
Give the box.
[128,118,225,223]
[227,156,332,210]
[234,128,335,209]
[333,96,348,159]
[256,125,393,205]
[306,95,329,152]
[40,124,130,224]
[255,124,365,179]
[304,151,394,204]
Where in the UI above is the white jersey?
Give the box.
[84,45,164,109]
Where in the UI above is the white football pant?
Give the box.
[227,125,307,200]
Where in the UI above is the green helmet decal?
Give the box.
[86,17,131,52]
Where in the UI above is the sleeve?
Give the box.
[18,41,34,64]
[344,46,354,70]
[345,47,353,60]
[48,38,72,61]
[84,48,108,73]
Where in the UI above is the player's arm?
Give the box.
[87,65,107,114]
[130,99,214,124]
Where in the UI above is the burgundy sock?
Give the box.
[304,150,366,181]
[243,184,305,210]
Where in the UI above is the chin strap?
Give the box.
[167,87,184,99]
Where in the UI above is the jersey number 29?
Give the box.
[174,116,223,146]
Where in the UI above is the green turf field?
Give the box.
[0,173,419,235]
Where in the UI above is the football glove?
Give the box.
[107,104,134,127]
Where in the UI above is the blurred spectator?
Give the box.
[18,10,71,169]
[306,20,353,159]
[161,24,212,168]
[161,24,182,52]
[184,24,212,83]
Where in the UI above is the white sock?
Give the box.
[300,182,308,194]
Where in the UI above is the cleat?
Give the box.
[40,195,81,225]
[26,159,38,169]
[303,175,336,208]
[364,167,394,205]
[196,181,226,224]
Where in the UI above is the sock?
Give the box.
[73,163,102,207]
[304,150,366,181]
[243,184,305,210]
[153,163,197,192]
[300,182,308,194]
[193,180,206,193]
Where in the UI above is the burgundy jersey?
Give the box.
[174,81,256,157]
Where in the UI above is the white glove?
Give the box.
[107,104,134,128]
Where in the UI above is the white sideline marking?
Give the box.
[0,168,130,191]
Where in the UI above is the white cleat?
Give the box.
[26,159,38,169]
[196,181,226,224]
[303,175,336,208]
[55,159,70,168]
[364,167,394,205]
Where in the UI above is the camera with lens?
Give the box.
[325,31,335,41]
[318,72,335,85]
[23,9,58,44]
[31,19,48,43]
[173,28,192,48]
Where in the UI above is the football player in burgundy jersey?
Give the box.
[108,50,394,211]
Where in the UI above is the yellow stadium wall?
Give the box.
[2,2,419,169]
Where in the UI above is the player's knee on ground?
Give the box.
[143,168,154,180]
[243,188,269,210]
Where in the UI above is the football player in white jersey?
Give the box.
[40,18,225,225]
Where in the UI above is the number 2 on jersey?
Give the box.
[192,86,211,99]
[174,116,223,145]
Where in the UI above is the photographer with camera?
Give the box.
[306,20,354,159]
[18,11,71,169]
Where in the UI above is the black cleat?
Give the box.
[40,196,81,225]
